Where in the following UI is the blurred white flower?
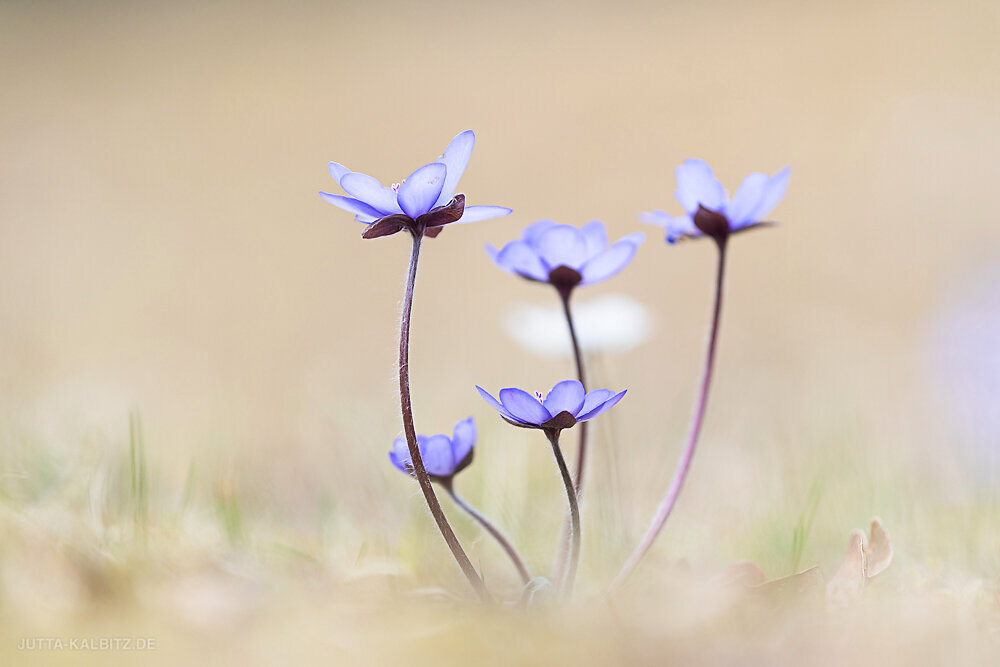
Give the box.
[503,294,651,358]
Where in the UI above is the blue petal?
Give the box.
[421,434,456,476]
[451,417,476,464]
[476,385,519,421]
[318,192,384,220]
[674,159,726,215]
[397,162,447,218]
[579,220,608,258]
[341,172,403,216]
[542,380,586,416]
[455,205,512,224]
[499,388,551,425]
[577,389,613,417]
[579,233,644,285]
[389,436,412,473]
[742,166,790,227]
[724,172,769,227]
[434,130,475,207]
[521,219,559,247]
[577,389,626,421]
[328,162,352,186]
[535,224,588,270]
[492,240,548,281]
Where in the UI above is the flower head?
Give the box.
[476,380,625,432]
[640,159,790,243]
[319,130,512,239]
[486,220,644,296]
[389,417,476,482]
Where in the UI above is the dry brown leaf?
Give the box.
[751,566,825,602]
[864,517,893,579]
[826,529,868,607]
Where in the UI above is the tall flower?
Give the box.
[477,379,625,597]
[640,159,790,243]
[486,220,644,296]
[319,130,512,239]
[610,159,790,595]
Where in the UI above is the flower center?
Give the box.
[390,178,406,193]
[534,391,545,403]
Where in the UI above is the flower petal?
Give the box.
[578,388,613,416]
[455,205,512,224]
[318,192,384,220]
[522,219,559,246]
[341,172,404,216]
[724,172,769,227]
[421,434,456,477]
[499,388,552,425]
[542,380,586,416]
[328,162,351,186]
[579,234,644,285]
[389,436,412,473]
[491,240,548,281]
[674,159,726,214]
[476,385,519,421]
[744,166,791,226]
[397,162,447,219]
[577,389,626,421]
[434,130,475,207]
[579,220,608,259]
[535,224,588,270]
[451,417,476,464]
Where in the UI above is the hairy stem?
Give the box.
[547,429,581,597]
[552,290,588,582]
[609,238,728,594]
[441,481,532,585]
[399,231,486,599]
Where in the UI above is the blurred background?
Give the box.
[1,0,999,663]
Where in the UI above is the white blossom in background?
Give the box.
[503,294,651,358]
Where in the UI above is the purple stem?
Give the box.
[608,238,728,594]
[547,428,581,597]
[441,480,532,585]
[552,290,588,582]
[399,231,486,599]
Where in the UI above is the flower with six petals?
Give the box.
[320,130,512,239]
[476,380,625,432]
[486,220,645,296]
[639,159,790,243]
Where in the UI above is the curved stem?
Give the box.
[608,238,728,594]
[552,291,588,583]
[547,429,581,597]
[399,232,486,599]
[441,481,532,585]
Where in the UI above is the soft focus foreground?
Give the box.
[2,1,1000,664]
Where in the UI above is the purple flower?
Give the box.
[319,130,512,239]
[476,380,625,432]
[389,417,476,481]
[486,220,645,295]
[640,159,790,243]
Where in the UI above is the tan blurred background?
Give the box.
[1,0,1000,658]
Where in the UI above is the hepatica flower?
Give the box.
[477,380,625,432]
[640,159,790,243]
[389,417,475,482]
[319,130,512,239]
[486,220,644,296]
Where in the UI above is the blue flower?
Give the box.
[319,130,512,239]
[640,159,790,243]
[389,417,476,481]
[476,380,625,432]
[486,220,644,294]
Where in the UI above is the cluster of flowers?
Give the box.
[320,131,790,600]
